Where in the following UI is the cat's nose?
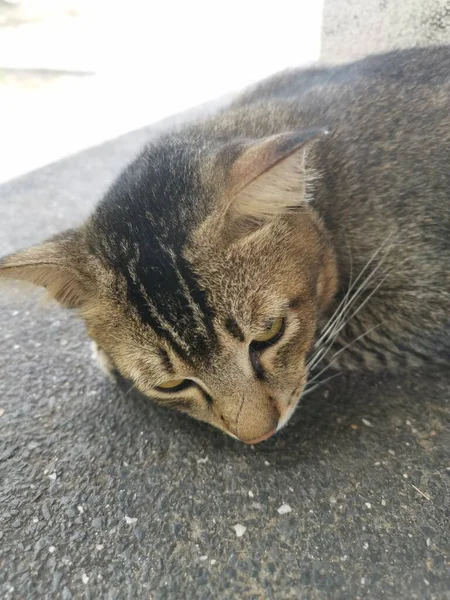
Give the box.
[242,427,277,445]
[234,394,279,443]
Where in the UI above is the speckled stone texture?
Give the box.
[322,0,450,64]
[0,127,449,599]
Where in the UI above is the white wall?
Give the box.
[1,0,324,182]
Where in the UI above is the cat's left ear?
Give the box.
[226,128,328,221]
[0,229,95,309]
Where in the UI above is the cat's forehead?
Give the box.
[86,137,222,363]
[93,136,212,239]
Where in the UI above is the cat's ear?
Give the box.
[226,128,328,221]
[0,229,94,308]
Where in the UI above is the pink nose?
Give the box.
[242,428,277,445]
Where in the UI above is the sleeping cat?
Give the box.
[1,46,450,444]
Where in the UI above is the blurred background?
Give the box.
[0,0,324,183]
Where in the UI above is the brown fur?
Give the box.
[1,46,450,442]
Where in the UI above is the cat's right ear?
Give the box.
[0,229,95,309]
[223,128,328,224]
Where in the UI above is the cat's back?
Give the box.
[232,46,450,159]
[234,45,450,108]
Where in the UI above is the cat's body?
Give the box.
[2,46,450,442]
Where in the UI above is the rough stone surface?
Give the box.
[0,126,449,599]
[322,0,450,64]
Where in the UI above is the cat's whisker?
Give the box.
[301,372,342,397]
[307,238,393,372]
[311,280,353,356]
[307,281,374,374]
[338,272,389,330]
[322,264,389,355]
[124,382,138,397]
[307,273,386,375]
[312,233,392,354]
[306,344,330,373]
[307,323,382,387]
[309,260,370,366]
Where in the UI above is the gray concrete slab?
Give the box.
[321,0,450,64]
[0,125,449,599]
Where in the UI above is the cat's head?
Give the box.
[0,128,337,443]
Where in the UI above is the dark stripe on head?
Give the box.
[89,133,221,365]
[249,349,266,381]
[175,254,218,348]
[288,296,302,309]
[121,268,192,364]
[202,390,214,406]
[158,347,175,374]
[225,317,245,342]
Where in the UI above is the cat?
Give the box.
[1,46,450,444]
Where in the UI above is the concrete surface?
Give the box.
[0,118,449,600]
[322,0,450,64]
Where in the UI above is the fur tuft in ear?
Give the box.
[227,128,328,221]
[0,229,94,308]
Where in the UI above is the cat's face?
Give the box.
[85,212,335,443]
[0,128,337,443]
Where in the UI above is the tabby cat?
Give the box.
[2,47,450,444]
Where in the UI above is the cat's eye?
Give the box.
[156,378,191,392]
[253,317,284,342]
[252,317,285,348]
